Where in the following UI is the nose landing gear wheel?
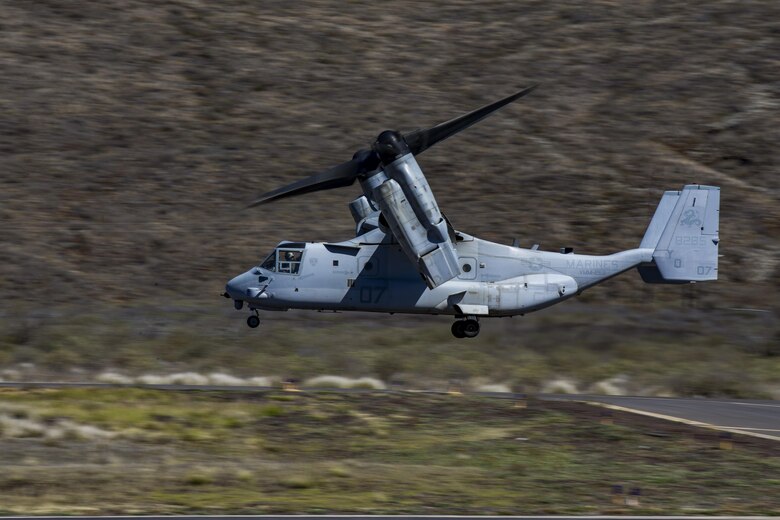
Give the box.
[246,315,260,328]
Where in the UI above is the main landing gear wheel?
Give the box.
[451,319,480,339]
[462,319,480,338]
[451,321,466,338]
[246,315,260,328]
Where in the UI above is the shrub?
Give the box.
[184,468,215,486]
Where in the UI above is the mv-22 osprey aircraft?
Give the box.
[224,86,720,338]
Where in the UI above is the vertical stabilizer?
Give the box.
[640,191,680,249]
[639,185,720,283]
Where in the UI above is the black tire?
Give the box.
[462,319,480,338]
[246,315,260,328]
[451,320,466,338]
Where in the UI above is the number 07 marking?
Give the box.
[360,286,386,303]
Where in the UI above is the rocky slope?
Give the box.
[1,0,778,316]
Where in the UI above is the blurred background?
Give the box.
[1,0,779,397]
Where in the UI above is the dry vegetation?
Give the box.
[0,1,778,390]
[1,302,779,398]
[0,388,777,515]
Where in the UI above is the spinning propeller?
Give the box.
[248,85,537,207]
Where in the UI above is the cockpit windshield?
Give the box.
[259,247,304,274]
[260,252,276,271]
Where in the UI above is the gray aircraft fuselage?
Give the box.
[226,226,653,318]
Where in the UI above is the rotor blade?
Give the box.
[247,158,361,207]
[403,84,537,155]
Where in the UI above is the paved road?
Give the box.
[1,381,778,440]
[546,394,780,440]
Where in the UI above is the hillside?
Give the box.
[0,1,778,391]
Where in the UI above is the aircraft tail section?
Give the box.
[638,185,720,283]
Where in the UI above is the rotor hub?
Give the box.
[373,130,410,165]
[352,148,381,175]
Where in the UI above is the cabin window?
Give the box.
[277,249,304,274]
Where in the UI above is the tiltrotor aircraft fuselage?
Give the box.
[224,87,720,338]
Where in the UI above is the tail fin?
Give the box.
[638,185,720,283]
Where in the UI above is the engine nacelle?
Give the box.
[375,178,434,259]
[349,195,375,224]
[384,154,448,243]
[362,153,460,288]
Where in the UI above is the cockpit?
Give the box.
[259,243,305,274]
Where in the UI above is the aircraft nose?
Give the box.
[226,269,271,302]
[225,273,249,300]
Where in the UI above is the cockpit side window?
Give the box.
[260,252,276,271]
[277,249,304,274]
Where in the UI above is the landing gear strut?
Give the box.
[451,318,480,338]
[246,314,260,328]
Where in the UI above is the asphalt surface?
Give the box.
[547,394,780,441]
[1,381,778,440]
